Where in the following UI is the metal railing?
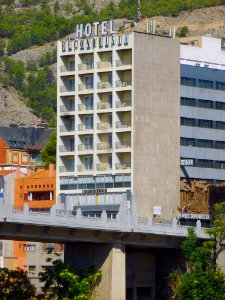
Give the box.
[60,86,75,93]
[116,80,132,88]
[77,164,93,172]
[115,162,131,170]
[115,59,132,67]
[78,104,93,111]
[97,82,112,89]
[78,63,93,71]
[60,65,75,72]
[97,102,112,110]
[59,165,74,173]
[78,144,93,151]
[60,104,75,112]
[97,123,112,130]
[97,61,112,69]
[97,142,111,150]
[115,100,131,108]
[96,163,112,171]
[115,121,131,129]
[59,125,75,132]
[78,124,93,131]
[59,145,74,152]
[115,141,131,149]
[78,83,93,91]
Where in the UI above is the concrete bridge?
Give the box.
[0,197,208,300]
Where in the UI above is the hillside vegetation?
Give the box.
[0,0,224,126]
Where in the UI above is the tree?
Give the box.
[0,268,36,300]
[39,258,102,300]
[169,203,225,300]
[41,131,56,167]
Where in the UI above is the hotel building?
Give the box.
[57,29,180,219]
[180,36,225,182]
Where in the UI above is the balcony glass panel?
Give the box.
[96,163,112,171]
[115,59,132,67]
[97,123,112,130]
[97,142,111,150]
[59,165,74,173]
[115,141,131,149]
[115,121,131,128]
[115,100,131,108]
[116,79,132,87]
[115,162,131,170]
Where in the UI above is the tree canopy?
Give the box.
[41,131,56,167]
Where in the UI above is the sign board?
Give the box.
[181,159,194,166]
[82,189,107,195]
[181,213,210,220]
[153,206,161,215]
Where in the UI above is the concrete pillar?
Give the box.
[64,242,126,300]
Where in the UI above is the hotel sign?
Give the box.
[61,20,129,52]
[82,189,107,194]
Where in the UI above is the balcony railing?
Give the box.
[60,65,75,72]
[115,100,131,108]
[60,125,75,132]
[60,104,75,112]
[78,83,93,91]
[78,144,93,151]
[97,142,112,150]
[97,123,112,130]
[78,63,93,71]
[78,124,93,131]
[115,121,131,129]
[60,86,75,93]
[116,80,132,88]
[115,141,131,149]
[97,102,112,110]
[96,163,112,171]
[59,145,74,152]
[97,82,112,89]
[78,104,93,111]
[59,165,74,173]
[115,59,132,67]
[77,164,93,172]
[97,61,112,69]
[115,162,131,170]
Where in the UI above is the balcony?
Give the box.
[78,124,93,131]
[60,104,75,113]
[115,141,131,149]
[115,162,131,170]
[77,164,93,172]
[97,142,112,151]
[97,123,112,130]
[78,63,93,71]
[115,121,131,129]
[96,163,112,171]
[115,59,132,67]
[97,61,112,69]
[60,65,75,72]
[97,102,112,110]
[78,144,93,151]
[59,165,74,173]
[115,100,131,108]
[78,104,93,111]
[60,86,75,93]
[60,125,75,132]
[78,84,93,91]
[59,145,74,152]
[116,80,132,88]
[97,82,112,89]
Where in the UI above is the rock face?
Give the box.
[0,86,38,126]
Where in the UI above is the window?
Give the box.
[23,244,36,251]
[29,265,36,272]
[198,99,213,109]
[180,138,195,147]
[180,97,195,106]
[216,82,225,91]
[13,152,18,162]
[22,154,28,163]
[199,119,213,128]
[180,117,195,127]
[180,77,196,86]
[198,79,213,89]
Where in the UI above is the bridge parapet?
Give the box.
[0,200,208,239]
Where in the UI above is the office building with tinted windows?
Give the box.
[180,36,225,182]
[57,28,180,219]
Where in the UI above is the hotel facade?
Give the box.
[56,28,180,219]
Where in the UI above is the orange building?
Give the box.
[0,126,55,172]
[14,164,56,211]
